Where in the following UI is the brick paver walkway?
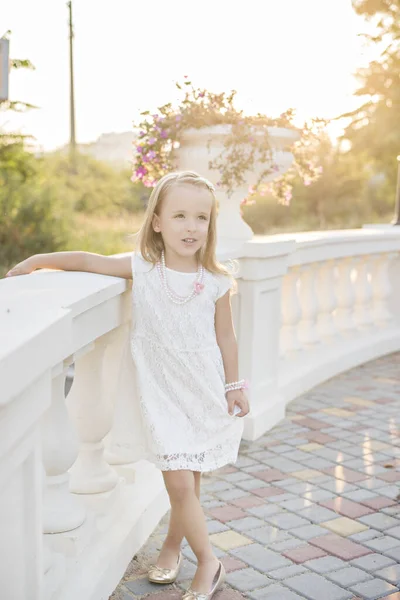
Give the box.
[110,352,400,600]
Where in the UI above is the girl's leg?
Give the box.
[162,470,219,593]
[156,471,201,568]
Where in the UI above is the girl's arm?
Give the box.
[215,291,249,417]
[6,251,132,279]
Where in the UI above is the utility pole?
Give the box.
[0,36,10,103]
[392,155,400,226]
[67,1,76,162]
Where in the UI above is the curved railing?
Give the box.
[1,226,400,599]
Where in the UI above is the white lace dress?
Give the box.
[129,252,244,472]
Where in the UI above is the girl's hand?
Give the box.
[5,257,36,277]
[226,390,250,418]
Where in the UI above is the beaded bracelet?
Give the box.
[225,379,249,393]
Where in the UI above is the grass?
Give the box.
[66,212,145,255]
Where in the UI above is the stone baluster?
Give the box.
[66,336,119,494]
[280,267,302,357]
[334,257,356,334]
[104,324,147,466]
[316,260,337,340]
[297,263,319,345]
[41,362,86,532]
[353,254,374,329]
[370,253,394,326]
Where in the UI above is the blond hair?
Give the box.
[135,171,233,278]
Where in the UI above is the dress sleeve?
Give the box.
[130,252,136,279]
[131,252,154,277]
[215,273,233,300]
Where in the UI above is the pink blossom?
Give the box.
[175,115,182,122]
[136,166,148,178]
[198,92,205,98]
[160,130,168,138]
[148,137,157,145]
[147,150,156,160]
[139,130,146,137]
[136,145,144,154]
[152,114,159,120]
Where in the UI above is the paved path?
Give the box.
[110,352,400,600]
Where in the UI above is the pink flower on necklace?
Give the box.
[194,282,204,294]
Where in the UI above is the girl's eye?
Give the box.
[175,214,184,218]
[199,215,208,221]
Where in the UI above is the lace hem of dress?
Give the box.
[146,445,240,472]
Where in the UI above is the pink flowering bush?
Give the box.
[131,78,322,203]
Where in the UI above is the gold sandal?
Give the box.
[182,561,226,599]
[148,551,182,584]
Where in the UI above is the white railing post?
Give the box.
[0,380,47,600]
[41,362,86,533]
[297,263,319,345]
[334,257,356,334]
[354,255,374,329]
[371,253,394,325]
[236,241,294,440]
[66,338,119,494]
[316,259,337,340]
[280,267,302,356]
[104,324,147,467]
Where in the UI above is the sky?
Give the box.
[2,0,374,151]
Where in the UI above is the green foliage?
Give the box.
[42,151,147,215]
[342,1,400,190]
[0,140,71,274]
[243,135,390,234]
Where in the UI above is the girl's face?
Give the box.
[152,184,213,259]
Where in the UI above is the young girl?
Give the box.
[6,170,250,600]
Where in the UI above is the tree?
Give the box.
[0,139,71,273]
[42,151,145,216]
[342,1,400,189]
[0,39,70,274]
[243,134,375,233]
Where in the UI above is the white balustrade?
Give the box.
[297,263,320,346]
[370,252,395,325]
[353,255,374,329]
[2,227,400,600]
[104,324,148,468]
[42,362,85,533]
[315,260,337,340]
[280,267,302,357]
[66,336,119,494]
[334,257,356,334]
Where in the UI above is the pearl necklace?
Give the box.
[157,251,205,305]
